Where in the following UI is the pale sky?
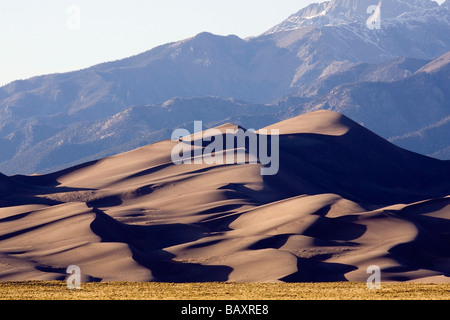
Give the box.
[0,0,445,87]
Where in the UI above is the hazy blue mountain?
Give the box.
[443,0,450,9]
[0,0,449,174]
[298,57,430,97]
[0,97,278,174]
[289,51,450,155]
[390,116,450,159]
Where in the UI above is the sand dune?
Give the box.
[0,110,449,283]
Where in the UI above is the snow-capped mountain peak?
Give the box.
[264,0,439,34]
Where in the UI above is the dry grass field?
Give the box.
[0,281,449,300]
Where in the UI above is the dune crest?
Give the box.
[261,110,352,136]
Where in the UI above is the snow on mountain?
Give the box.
[264,0,439,34]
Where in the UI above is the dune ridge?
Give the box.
[0,110,449,283]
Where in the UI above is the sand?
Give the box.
[0,110,449,283]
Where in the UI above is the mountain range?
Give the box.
[0,0,449,174]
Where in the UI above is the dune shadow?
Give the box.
[0,195,63,208]
[281,257,357,282]
[263,131,450,206]
[86,195,123,208]
[277,206,363,282]
[248,234,291,250]
[90,208,232,282]
[34,265,102,282]
[303,216,367,242]
[11,159,99,189]
[377,198,450,278]
[0,161,100,208]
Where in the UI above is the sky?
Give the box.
[0,0,319,87]
[0,0,446,87]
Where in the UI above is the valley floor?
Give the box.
[0,281,449,300]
